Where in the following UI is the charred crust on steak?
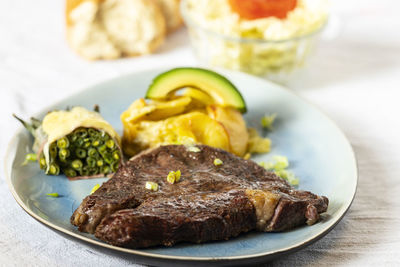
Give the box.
[71,144,329,248]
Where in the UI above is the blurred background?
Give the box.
[1,0,400,265]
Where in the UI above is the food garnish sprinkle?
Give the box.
[259,156,299,186]
[145,181,159,191]
[167,170,181,184]
[90,184,100,194]
[261,113,277,130]
[22,153,37,166]
[187,145,201,153]
[213,158,223,166]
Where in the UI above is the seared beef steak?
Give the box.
[71,145,328,248]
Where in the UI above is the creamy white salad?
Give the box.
[183,0,329,78]
[185,0,328,41]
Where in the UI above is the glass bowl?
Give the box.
[180,0,327,84]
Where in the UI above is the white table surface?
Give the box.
[1,0,400,266]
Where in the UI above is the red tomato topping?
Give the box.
[229,0,297,20]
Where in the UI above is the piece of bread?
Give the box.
[66,0,166,60]
[155,0,183,33]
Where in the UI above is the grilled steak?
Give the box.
[71,145,328,248]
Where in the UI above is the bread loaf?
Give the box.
[66,0,167,60]
[155,0,183,33]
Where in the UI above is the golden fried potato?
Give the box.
[121,96,192,124]
[121,111,231,156]
[185,112,231,152]
[182,88,214,107]
[207,105,248,156]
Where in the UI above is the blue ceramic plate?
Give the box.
[4,68,357,265]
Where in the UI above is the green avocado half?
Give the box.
[145,68,247,113]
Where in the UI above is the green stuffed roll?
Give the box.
[14,106,123,180]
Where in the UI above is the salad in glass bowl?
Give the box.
[181,0,329,83]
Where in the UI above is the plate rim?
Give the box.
[4,67,358,262]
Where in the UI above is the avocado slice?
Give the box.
[145,68,247,113]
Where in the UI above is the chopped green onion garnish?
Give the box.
[101,165,111,175]
[90,184,100,194]
[71,159,83,170]
[82,141,90,148]
[243,153,251,160]
[288,176,299,186]
[103,153,113,164]
[213,158,223,166]
[111,162,119,172]
[92,139,101,147]
[86,157,96,168]
[97,144,107,154]
[112,151,120,160]
[59,148,70,159]
[88,148,98,158]
[187,145,200,153]
[261,113,277,130]
[167,170,181,184]
[88,167,99,175]
[46,193,59,197]
[175,170,181,182]
[64,168,77,178]
[75,148,86,159]
[260,156,288,170]
[259,155,298,186]
[22,153,37,166]
[88,128,98,137]
[39,156,47,170]
[75,128,88,138]
[49,143,58,158]
[145,181,159,191]
[273,156,289,170]
[96,159,104,167]
[48,163,60,175]
[167,173,175,184]
[273,170,299,186]
[56,137,70,149]
[105,139,115,149]
[259,161,275,170]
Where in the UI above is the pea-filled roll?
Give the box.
[14,107,122,179]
